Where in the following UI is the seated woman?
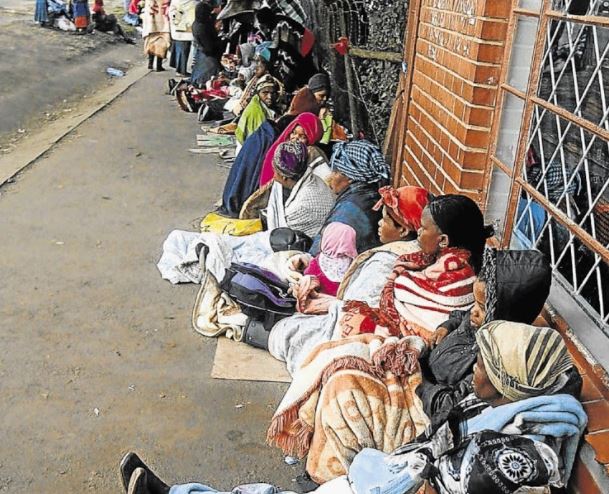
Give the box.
[418,247,552,429]
[268,185,430,374]
[281,73,330,116]
[264,141,335,236]
[305,73,338,146]
[157,141,335,285]
[292,185,433,314]
[311,140,391,256]
[269,321,583,484]
[234,75,280,153]
[227,53,272,117]
[238,114,327,218]
[256,85,335,186]
[120,323,585,493]
[218,112,322,218]
[338,194,493,343]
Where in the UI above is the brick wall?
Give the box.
[397,0,509,201]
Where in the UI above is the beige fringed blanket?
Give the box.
[267,334,430,483]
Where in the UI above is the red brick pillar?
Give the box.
[398,0,510,200]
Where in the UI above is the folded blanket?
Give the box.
[463,393,587,483]
[267,334,429,482]
[269,248,408,375]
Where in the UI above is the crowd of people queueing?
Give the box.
[117,1,588,493]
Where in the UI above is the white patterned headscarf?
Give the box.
[476,321,573,402]
[330,140,390,184]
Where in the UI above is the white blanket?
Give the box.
[157,229,273,284]
[266,169,335,238]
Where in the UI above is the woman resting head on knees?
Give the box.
[308,73,337,145]
[285,73,331,117]
[339,194,494,341]
[308,73,331,108]
[258,112,323,187]
[265,141,336,237]
[309,140,391,256]
[235,75,280,145]
[417,248,552,427]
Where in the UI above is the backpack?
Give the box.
[220,262,296,331]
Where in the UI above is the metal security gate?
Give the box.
[484,0,609,335]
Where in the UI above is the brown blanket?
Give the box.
[267,335,429,483]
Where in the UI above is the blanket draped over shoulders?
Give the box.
[309,182,382,256]
[266,170,335,238]
[343,247,476,341]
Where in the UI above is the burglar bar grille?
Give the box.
[487,0,609,329]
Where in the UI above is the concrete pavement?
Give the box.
[0,72,298,492]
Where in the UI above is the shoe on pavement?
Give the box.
[120,452,170,494]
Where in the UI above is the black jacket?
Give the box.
[417,250,553,428]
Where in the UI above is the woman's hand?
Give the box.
[428,327,449,348]
[288,253,312,272]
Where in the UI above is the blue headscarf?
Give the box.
[330,140,390,184]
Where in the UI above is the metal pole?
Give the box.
[339,14,359,135]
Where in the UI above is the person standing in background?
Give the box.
[143,0,171,71]
[190,1,221,87]
[72,0,90,32]
[168,0,197,77]
[35,0,50,26]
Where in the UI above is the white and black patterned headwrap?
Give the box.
[330,140,390,184]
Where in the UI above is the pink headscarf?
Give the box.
[320,222,358,259]
[259,112,322,187]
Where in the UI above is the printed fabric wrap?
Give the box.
[343,248,476,341]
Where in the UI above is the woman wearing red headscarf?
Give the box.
[258,113,323,187]
[289,185,432,314]
[269,185,432,375]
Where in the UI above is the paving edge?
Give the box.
[0,63,150,187]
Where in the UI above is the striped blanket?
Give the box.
[343,248,476,341]
[267,334,429,483]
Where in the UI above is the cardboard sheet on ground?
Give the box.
[211,337,292,383]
